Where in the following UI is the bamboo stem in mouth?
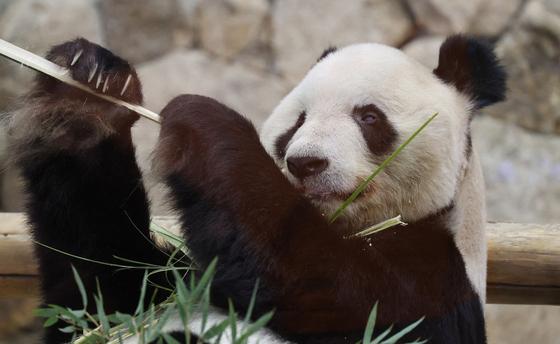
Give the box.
[0,38,161,123]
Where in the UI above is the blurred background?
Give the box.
[0,0,559,343]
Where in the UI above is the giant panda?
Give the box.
[6,35,505,344]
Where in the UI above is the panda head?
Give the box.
[261,35,506,228]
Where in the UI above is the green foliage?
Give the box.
[361,303,426,344]
[36,257,276,344]
[360,303,427,344]
[36,258,427,344]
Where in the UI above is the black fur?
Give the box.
[274,111,306,160]
[14,38,486,344]
[434,35,507,109]
[19,137,170,343]
[286,297,485,344]
[165,174,276,316]
[12,39,167,344]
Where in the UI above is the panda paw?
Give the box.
[154,94,260,180]
[43,38,143,104]
[8,38,143,155]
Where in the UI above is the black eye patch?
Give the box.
[352,104,397,156]
[274,111,306,160]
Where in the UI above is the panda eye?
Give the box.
[353,104,385,127]
[361,113,378,125]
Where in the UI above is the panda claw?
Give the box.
[96,68,104,89]
[88,63,98,83]
[70,49,83,66]
[102,76,110,93]
[121,74,132,96]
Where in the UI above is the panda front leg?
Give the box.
[155,95,366,342]
[8,39,170,343]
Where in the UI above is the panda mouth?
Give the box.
[307,193,348,202]
[296,185,352,201]
[286,172,365,202]
[296,179,374,202]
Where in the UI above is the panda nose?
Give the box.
[286,156,329,180]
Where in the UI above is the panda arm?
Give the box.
[155,95,367,332]
[8,39,169,342]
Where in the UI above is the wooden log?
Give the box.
[0,276,40,300]
[0,233,36,276]
[0,212,28,235]
[0,213,37,276]
[1,213,559,305]
[486,222,560,305]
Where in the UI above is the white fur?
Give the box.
[261,43,485,293]
[454,147,487,300]
[122,308,291,344]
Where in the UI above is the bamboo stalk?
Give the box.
[0,38,161,123]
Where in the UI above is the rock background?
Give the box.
[0,0,559,343]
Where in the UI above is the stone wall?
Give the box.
[0,0,559,343]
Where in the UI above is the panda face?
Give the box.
[261,43,474,227]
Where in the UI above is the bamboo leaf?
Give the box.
[190,259,217,302]
[371,325,393,344]
[244,279,260,324]
[330,112,438,223]
[403,339,428,344]
[134,272,150,316]
[72,266,89,309]
[43,316,58,328]
[349,215,407,239]
[362,302,378,343]
[228,299,238,341]
[379,317,425,344]
[150,222,190,256]
[201,319,231,340]
[35,308,58,318]
[94,296,110,336]
[147,305,175,342]
[162,333,183,344]
[60,325,77,334]
[235,311,274,344]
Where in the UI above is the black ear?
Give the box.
[433,35,506,109]
[317,46,337,62]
